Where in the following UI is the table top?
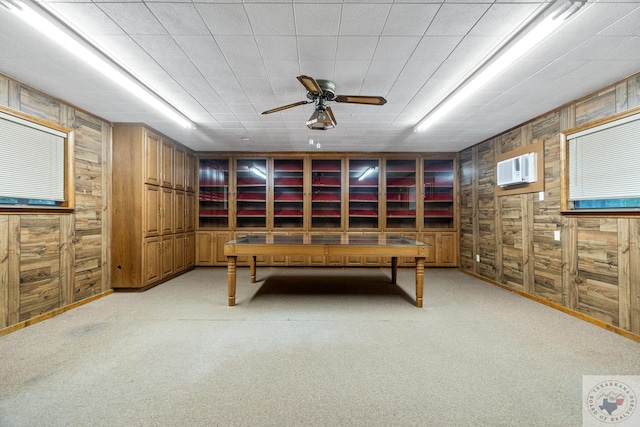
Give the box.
[226,235,430,247]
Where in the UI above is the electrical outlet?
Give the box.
[476,254,480,262]
[554,230,561,241]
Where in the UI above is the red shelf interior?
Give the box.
[424,163,453,172]
[312,209,341,217]
[199,209,228,217]
[313,193,341,202]
[274,177,303,186]
[349,178,378,186]
[274,209,303,217]
[425,210,454,217]
[312,163,341,172]
[349,209,378,217]
[387,210,415,217]
[237,209,266,217]
[237,192,266,201]
[387,177,415,187]
[386,193,415,202]
[274,161,303,172]
[274,193,303,202]
[424,194,453,201]
[237,177,266,186]
[312,177,341,186]
[349,193,378,201]
[199,193,227,201]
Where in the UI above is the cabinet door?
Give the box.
[439,232,457,266]
[161,188,173,235]
[185,153,196,192]
[174,234,186,273]
[144,185,160,237]
[185,192,195,232]
[196,232,214,266]
[174,147,186,190]
[424,159,455,229]
[385,159,417,229]
[236,159,267,228]
[198,158,229,229]
[161,139,174,188]
[185,232,195,268]
[311,158,342,229]
[161,235,174,278]
[419,233,438,265]
[348,159,380,229]
[144,237,161,286]
[273,159,304,229]
[144,132,161,185]
[174,191,185,233]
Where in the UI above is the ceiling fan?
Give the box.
[262,75,387,130]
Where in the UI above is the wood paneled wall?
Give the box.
[459,72,640,339]
[0,74,111,332]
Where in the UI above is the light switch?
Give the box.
[554,231,561,241]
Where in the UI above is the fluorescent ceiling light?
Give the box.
[0,0,195,130]
[358,166,378,181]
[414,0,586,133]
[249,166,267,180]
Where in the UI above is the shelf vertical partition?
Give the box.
[236,158,268,228]
[311,158,342,229]
[385,159,417,229]
[423,159,455,229]
[198,158,229,228]
[348,159,379,229]
[273,158,304,228]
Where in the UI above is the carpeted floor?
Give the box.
[1,267,639,426]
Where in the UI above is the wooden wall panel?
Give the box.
[501,195,524,290]
[18,215,62,321]
[477,140,497,279]
[576,219,619,325]
[458,149,474,271]
[0,73,110,332]
[629,75,640,109]
[574,88,616,126]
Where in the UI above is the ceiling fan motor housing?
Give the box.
[307,79,336,101]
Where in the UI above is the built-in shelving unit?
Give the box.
[386,159,416,229]
[348,159,379,229]
[198,159,229,229]
[236,158,267,228]
[424,159,455,229]
[274,159,304,228]
[195,153,458,267]
[311,158,342,229]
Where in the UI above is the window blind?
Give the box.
[568,112,640,201]
[0,111,66,202]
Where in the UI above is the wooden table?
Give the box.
[223,235,430,307]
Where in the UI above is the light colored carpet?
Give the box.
[1,267,639,426]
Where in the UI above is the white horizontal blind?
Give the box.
[568,112,640,201]
[0,112,66,202]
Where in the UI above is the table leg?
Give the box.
[415,256,424,308]
[250,256,256,283]
[391,257,398,284]
[227,256,237,306]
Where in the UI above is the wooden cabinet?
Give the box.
[111,124,196,290]
[195,153,458,267]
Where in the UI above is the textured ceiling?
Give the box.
[1,0,639,153]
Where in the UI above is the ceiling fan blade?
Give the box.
[262,100,310,115]
[297,75,322,94]
[335,95,387,106]
[326,106,337,126]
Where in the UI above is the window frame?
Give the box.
[561,105,640,217]
[0,105,75,213]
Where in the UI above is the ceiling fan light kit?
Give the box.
[263,75,387,130]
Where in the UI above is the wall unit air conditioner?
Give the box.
[497,153,536,187]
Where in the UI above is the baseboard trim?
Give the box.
[0,290,114,337]
[460,269,640,343]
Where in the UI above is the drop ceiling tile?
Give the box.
[339,4,392,36]
[468,3,540,37]
[264,60,301,80]
[297,36,337,60]
[425,3,490,36]
[215,35,261,60]
[226,58,268,79]
[174,35,225,61]
[46,3,124,35]
[147,3,209,35]
[91,35,151,60]
[411,36,462,62]
[373,37,420,61]
[97,3,166,35]
[382,4,439,36]
[563,35,635,61]
[336,36,378,61]
[334,60,369,83]
[294,4,342,36]
[132,35,187,59]
[256,36,298,60]
[245,4,295,36]
[196,4,252,36]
